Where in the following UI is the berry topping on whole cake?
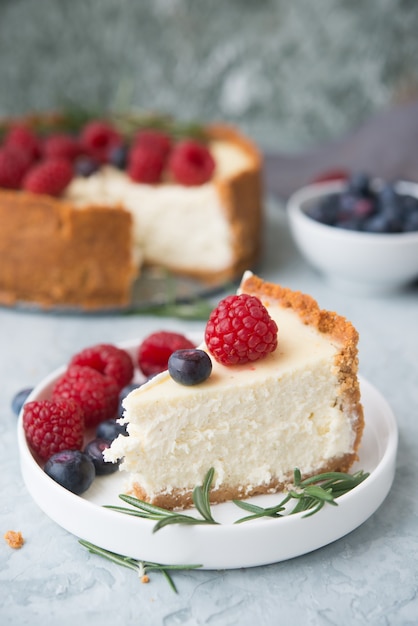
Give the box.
[0,111,218,194]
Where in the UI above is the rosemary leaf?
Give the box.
[118,494,178,517]
[79,539,140,572]
[234,469,370,524]
[103,468,369,531]
[128,300,214,320]
[153,514,211,533]
[192,467,218,523]
[78,539,202,593]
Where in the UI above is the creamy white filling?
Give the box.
[106,302,356,499]
[64,140,252,273]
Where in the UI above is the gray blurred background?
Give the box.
[1,0,418,154]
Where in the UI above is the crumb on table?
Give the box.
[4,530,25,549]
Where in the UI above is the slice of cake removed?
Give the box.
[106,272,364,510]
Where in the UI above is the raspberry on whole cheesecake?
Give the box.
[22,158,73,196]
[52,364,119,428]
[22,398,84,462]
[43,133,82,162]
[137,331,195,377]
[0,148,30,189]
[127,144,166,183]
[80,120,122,163]
[133,129,172,159]
[69,343,134,391]
[205,294,278,365]
[4,123,42,162]
[168,139,215,186]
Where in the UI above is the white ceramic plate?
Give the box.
[17,340,398,570]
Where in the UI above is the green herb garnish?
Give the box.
[106,467,369,530]
[81,467,369,589]
[233,468,369,522]
[126,299,214,320]
[105,467,219,531]
[78,539,201,593]
[0,108,208,142]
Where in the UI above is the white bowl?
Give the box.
[287,180,418,295]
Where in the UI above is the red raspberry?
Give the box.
[43,133,82,162]
[0,148,30,189]
[133,129,172,158]
[22,158,73,196]
[52,365,119,428]
[69,343,134,391]
[22,399,84,462]
[127,144,166,183]
[138,331,195,376]
[4,123,42,162]
[168,140,215,186]
[205,294,278,365]
[80,120,122,163]
[311,169,349,184]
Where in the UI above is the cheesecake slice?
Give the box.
[106,272,364,509]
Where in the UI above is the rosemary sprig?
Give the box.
[105,468,219,532]
[106,467,369,531]
[84,468,369,588]
[0,108,208,142]
[78,539,201,593]
[126,299,214,320]
[233,468,369,523]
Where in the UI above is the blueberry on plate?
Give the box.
[168,349,212,386]
[84,438,119,475]
[96,418,128,442]
[118,382,142,418]
[44,449,95,495]
[11,387,33,416]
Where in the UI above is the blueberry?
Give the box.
[11,388,33,416]
[118,382,142,418]
[108,145,128,169]
[96,418,128,442]
[44,450,95,495]
[74,156,100,177]
[168,349,212,386]
[306,194,339,225]
[378,183,398,206]
[347,172,371,196]
[337,218,364,231]
[404,210,418,232]
[84,438,119,475]
[363,213,392,233]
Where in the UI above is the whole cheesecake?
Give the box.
[0,114,262,310]
[106,272,365,510]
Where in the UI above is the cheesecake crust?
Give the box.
[241,272,365,458]
[0,190,136,309]
[131,452,359,510]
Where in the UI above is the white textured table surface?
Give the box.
[1,202,417,625]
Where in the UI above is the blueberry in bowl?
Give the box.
[287,173,418,295]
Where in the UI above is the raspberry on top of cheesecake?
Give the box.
[106,272,364,510]
[0,113,262,309]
